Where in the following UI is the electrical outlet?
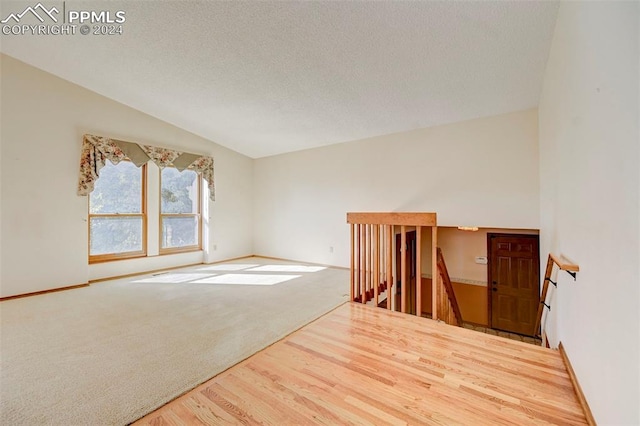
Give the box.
[329,246,334,253]
[213,244,218,251]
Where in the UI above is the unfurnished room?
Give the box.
[0,1,638,425]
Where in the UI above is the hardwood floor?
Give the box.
[135,303,587,425]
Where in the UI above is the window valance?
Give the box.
[77,134,215,201]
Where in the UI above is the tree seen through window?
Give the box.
[160,167,200,250]
[89,160,145,259]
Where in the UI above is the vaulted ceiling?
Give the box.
[0,1,559,158]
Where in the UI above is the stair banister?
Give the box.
[347,212,438,318]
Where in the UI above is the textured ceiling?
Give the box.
[0,1,559,158]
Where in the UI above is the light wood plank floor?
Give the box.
[135,303,587,425]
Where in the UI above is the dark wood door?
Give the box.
[395,231,417,314]
[488,234,540,336]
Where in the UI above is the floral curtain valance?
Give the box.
[77,134,215,201]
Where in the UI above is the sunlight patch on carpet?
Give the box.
[133,273,216,283]
[192,274,301,285]
[247,265,326,273]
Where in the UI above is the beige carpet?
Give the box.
[0,257,349,425]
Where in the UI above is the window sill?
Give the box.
[89,251,147,264]
[159,246,202,256]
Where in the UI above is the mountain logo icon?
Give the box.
[1,3,59,24]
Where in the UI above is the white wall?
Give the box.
[253,109,539,267]
[0,54,253,297]
[538,2,639,424]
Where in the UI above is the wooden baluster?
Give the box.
[401,226,407,313]
[444,295,448,323]
[383,226,387,293]
[363,224,367,303]
[376,227,380,296]
[368,224,373,303]
[350,224,355,302]
[380,225,385,293]
[445,280,449,323]
[452,301,456,326]
[372,225,376,305]
[362,224,366,303]
[431,227,438,320]
[380,225,384,294]
[359,224,364,303]
[370,224,374,303]
[453,301,457,326]
[370,224,375,303]
[439,274,445,322]
[386,225,393,310]
[444,296,448,323]
[436,274,444,318]
[438,278,449,322]
[438,277,442,320]
[444,280,448,322]
[416,226,422,317]
[374,225,380,306]
[365,224,370,303]
[442,287,451,324]
[361,224,366,304]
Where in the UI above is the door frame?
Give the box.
[486,233,540,330]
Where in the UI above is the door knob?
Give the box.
[492,288,498,292]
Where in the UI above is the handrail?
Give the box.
[534,253,580,338]
[549,253,579,271]
[436,248,463,327]
[347,212,437,226]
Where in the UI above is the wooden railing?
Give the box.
[347,212,464,326]
[436,248,463,326]
[534,253,580,339]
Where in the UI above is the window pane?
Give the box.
[161,168,198,214]
[90,217,143,255]
[161,216,198,249]
[90,161,142,214]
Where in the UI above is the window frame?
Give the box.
[159,167,202,254]
[88,162,148,264]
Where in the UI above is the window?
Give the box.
[160,167,201,252]
[89,161,146,262]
